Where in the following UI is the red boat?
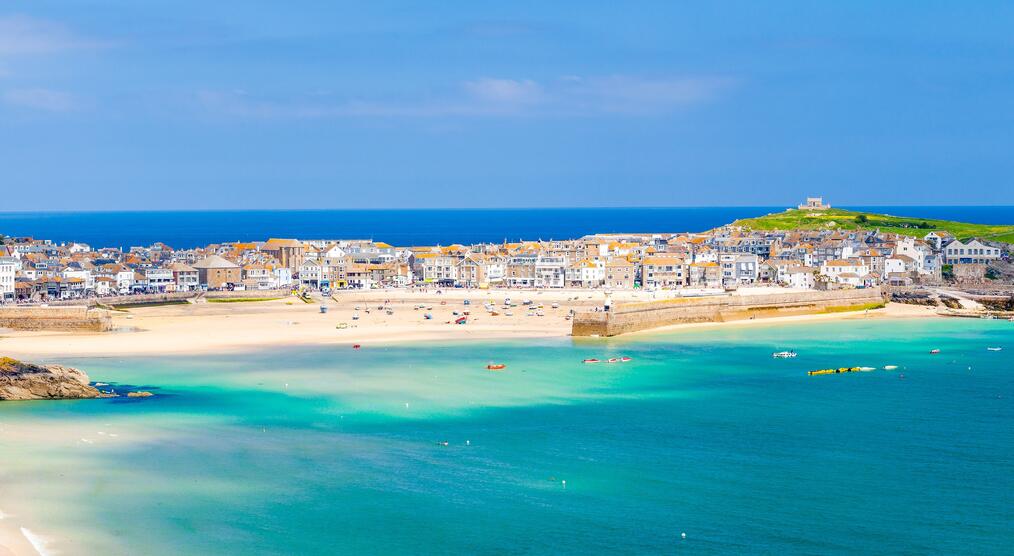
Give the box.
[486,364,506,371]
[353,344,361,349]
[620,357,632,362]
[455,316,467,325]
[583,358,601,364]
[607,358,619,363]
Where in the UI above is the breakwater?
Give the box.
[572,288,885,337]
[0,306,112,331]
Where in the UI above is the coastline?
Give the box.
[0,289,941,359]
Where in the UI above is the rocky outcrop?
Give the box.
[0,357,105,401]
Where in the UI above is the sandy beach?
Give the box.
[0,288,940,359]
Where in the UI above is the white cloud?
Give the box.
[196,74,736,120]
[559,75,736,114]
[464,78,544,105]
[3,88,77,111]
[0,15,103,55]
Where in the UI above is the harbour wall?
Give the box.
[46,289,291,307]
[572,288,885,337]
[0,306,113,332]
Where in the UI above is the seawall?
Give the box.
[572,288,885,337]
[0,306,113,332]
[46,289,292,307]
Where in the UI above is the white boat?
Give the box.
[859,367,876,371]
[772,351,797,358]
[987,347,1002,351]
[884,365,898,370]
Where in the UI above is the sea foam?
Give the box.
[20,527,54,556]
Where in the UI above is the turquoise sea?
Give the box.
[1,319,1012,554]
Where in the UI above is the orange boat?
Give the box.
[486,364,506,371]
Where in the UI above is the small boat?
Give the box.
[607,358,619,363]
[486,364,506,371]
[352,344,361,349]
[620,357,632,362]
[859,366,876,371]
[929,349,941,354]
[455,316,467,325]
[772,351,797,358]
[987,347,1002,351]
[884,365,898,370]
[352,312,360,320]
[583,358,601,364]
[551,302,560,309]
[424,313,433,320]
[319,305,328,314]
[808,367,863,376]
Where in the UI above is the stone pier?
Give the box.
[572,288,885,337]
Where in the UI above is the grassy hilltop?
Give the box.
[733,208,1014,244]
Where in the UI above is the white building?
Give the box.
[819,258,870,287]
[534,256,568,288]
[943,239,1002,265]
[0,257,16,301]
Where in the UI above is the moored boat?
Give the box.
[929,349,940,354]
[987,347,1002,351]
[772,351,797,358]
[808,367,863,376]
[884,365,898,370]
[620,357,632,362]
[486,364,506,371]
[583,358,601,364]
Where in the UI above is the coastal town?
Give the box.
[1,200,1008,304]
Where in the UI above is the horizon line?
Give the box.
[3,204,1014,215]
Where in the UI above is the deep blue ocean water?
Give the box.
[1,206,1011,249]
[0,318,1011,555]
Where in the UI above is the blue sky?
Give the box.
[2,1,1013,210]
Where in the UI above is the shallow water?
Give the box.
[1,319,1012,554]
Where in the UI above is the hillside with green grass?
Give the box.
[733,208,1014,244]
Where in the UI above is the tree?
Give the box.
[855,214,868,224]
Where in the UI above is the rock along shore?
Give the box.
[0,356,108,401]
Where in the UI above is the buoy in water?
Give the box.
[681,532,686,540]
